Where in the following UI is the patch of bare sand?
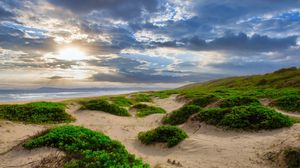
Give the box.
[0,121,61,168]
[0,121,47,154]
[152,94,185,113]
[0,146,64,168]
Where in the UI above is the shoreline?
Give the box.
[0,90,141,105]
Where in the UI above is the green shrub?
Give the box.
[194,108,231,125]
[138,125,187,147]
[23,125,149,168]
[188,94,218,107]
[0,102,73,124]
[110,96,133,107]
[162,105,201,125]
[271,95,300,112]
[195,105,294,130]
[131,104,166,117]
[284,148,300,168]
[81,99,130,116]
[133,94,152,102]
[219,96,261,108]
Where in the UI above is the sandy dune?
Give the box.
[1,95,300,168]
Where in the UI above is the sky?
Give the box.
[0,0,300,88]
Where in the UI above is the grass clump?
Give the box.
[81,99,130,116]
[131,104,166,117]
[195,105,294,130]
[138,125,187,147]
[162,105,201,125]
[0,102,73,124]
[188,94,218,107]
[284,148,300,168]
[271,95,300,112]
[219,96,261,108]
[23,125,149,168]
[110,96,133,107]
[132,94,152,102]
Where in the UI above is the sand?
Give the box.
[1,95,300,168]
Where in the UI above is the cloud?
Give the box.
[48,0,160,20]
[153,33,297,52]
[47,75,73,80]
[1,0,300,86]
[0,7,14,20]
[91,70,224,83]
[0,24,55,51]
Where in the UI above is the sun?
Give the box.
[58,47,87,61]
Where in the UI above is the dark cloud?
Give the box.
[88,57,145,69]
[194,0,300,24]
[204,33,297,51]
[0,25,55,51]
[0,7,14,20]
[47,76,72,80]
[154,33,297,52]
[48,0,160,20]
[91,70,224,83]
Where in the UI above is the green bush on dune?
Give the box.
[81,99,130,116]
[132,94,152,102]
[138,125,188,147]
[188,94,218,107]
[219,96,261,108]
[162,105,201,125]
[194,108,231,126]
[23,125,149,168]
[195,105,294,130]
[271,95,300,112]
[284,148,300,168]
[0,102,73,124]
[110,96,133,107]
[131,104,166,117]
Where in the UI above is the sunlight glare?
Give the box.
[58,47,87,61]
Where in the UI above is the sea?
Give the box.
[0,87,167,102]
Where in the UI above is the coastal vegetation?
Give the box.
[80,99,130,116]
[24,125,149,168]
[195,105,295,130]
[138,125,188,147]
[131,103,166,117]
[0,102,73,124]
[271,95,300,112]
[162,105,201,125]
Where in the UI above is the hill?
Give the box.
[180,67,300,90]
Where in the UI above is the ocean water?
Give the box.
[0,87,163,102]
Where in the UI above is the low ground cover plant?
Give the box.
[138,125,188,147]
[162,105,201,125]
[132,94,152,102]
[195,105,295,130]
[131,104,166,117]
[80,99,130,116]
[23,125,149,168]
[219,96,261,108]
[283,148,300,168]
[0,102,73,124]
[109,96,133,107]
[271,95,300,112]
[188,94,218,107]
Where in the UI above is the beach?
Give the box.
[1,94,299,168]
